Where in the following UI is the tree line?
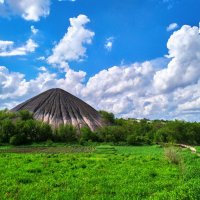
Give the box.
[0,109,200,145]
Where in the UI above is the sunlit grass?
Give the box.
[0,145,200,199]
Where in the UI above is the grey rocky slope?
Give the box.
[11,88,104,130]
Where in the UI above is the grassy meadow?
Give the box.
[0,145,200,199]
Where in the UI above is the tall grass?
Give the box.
[164,147,182,165]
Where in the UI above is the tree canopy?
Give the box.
[1,109,200,146]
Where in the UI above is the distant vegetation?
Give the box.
[1,109,200,145]
[0,110,52,145]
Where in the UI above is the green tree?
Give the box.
[9,134,27,145]
[99,110,115,124]
[0,119,16,143]
[37,122,53,142]
[154,127,176,143]
[56,124,77,142]
[18,110,33,121]
[97,126,126,143]
[80,126,98,142]
[127,134,144,145]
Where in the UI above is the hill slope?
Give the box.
[11,88,103,130]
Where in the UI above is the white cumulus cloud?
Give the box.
[31,25,39,35]
[0,40,14,51]
[1,23,200,122]
[47,14,95,67]
[104,37,114,51]
[154,25,200,92]
[0,66,28,100]
[0,0,50,21]
[0,39,38,57]
[167,23,179,31]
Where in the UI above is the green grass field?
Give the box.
[0,145,200,200]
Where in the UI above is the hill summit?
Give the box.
[11,88,103,130]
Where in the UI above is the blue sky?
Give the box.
[0,0,200,121]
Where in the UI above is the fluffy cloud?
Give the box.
[0,0,50,21]
[0,66,28,100]
[31,26,39,35]
[0,39,38,56]
[47,14,95,67]
[0,61,168,120]
[0,65,86,108]
[1,23,200,121]
[104,37,114,51]
[81,62,156,117]
[167,23,178,31]
[37,56,46,61]
[154,25,200,92]
[178,99,200,112]
[0,40,14,51]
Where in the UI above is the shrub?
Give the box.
[127,135,137,145]
[22,120,38,141]
[37,122,53,142]
[18,110,33,121]
[14,120,53,144]
[80,127,99,142]
[9,134,27,145]
[46,139,54,146]
[164,147,182,165]
[99,110,115,124]
[0,109,17,120]
[0,119,16,143]
[97,126,126,143]
[154,127,175,143]
[79,138,85,145]
[56,124,77,142]
[127,135,144,145]
[15,120,30,144]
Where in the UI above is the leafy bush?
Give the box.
[18,110,33,121]
[0,111,53,145]
[127,135,140,145]
[55,124,77,142]
[36,122,52,142]
[14,120,53,144]
[99,110,115,124]
[9,134,27,145]
[97,126,126,143]
[0,109,17,120]
[0,119,16,143]
[80,126,99,142]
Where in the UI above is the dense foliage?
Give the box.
[99,110,115,124]
[1,109,200,145]
[0,110,52,145]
